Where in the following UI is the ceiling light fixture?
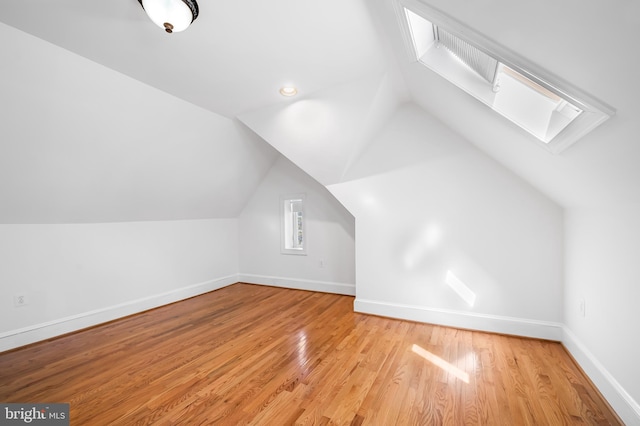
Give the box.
[138,0,199,33]
[279,86,298,97]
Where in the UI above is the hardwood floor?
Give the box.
[0,283,621,425]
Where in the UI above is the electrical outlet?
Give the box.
[578,298,585,317]
[14,294,28,307]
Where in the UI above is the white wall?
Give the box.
[329,104,564,339]
[0,22,277,224]
[564,204,640,422]
[238,156,355,295]
[0,219,238,351]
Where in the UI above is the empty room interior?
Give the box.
[1,0,639,424]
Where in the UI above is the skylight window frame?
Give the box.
[394,0,615,154]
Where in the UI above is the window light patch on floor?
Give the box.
[411,344,470,383]
[397,0,614,154]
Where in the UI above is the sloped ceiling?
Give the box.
[237,72,404,186]
[0,0,388,118]
[1,0,639,221]
[366,0,640,208]
[0,22,279,223]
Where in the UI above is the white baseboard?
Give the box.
[354,298,563,341]
[0,275,238,353]
[562,327,640,425]
[238,273,356,296]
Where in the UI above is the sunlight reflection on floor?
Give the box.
[411,343,470,383]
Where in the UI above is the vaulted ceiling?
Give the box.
[1,0,639,223]
[0,0,390,117]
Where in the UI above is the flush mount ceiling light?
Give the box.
[279,86,298,97]
[138,0,199,33]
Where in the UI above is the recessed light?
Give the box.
[279,86,298,97]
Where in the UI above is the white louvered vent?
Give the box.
[435,26,498,84]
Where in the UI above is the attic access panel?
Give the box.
[396,0,615,154]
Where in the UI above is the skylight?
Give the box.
[397,0,614,153]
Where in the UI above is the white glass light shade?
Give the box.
[141,0,197,33]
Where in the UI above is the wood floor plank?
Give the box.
[0,283,622,425]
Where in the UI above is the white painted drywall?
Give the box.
[329,104,564,336]
[238,156,355,293]
[0,219,238,347]
[237,73,405,187]
[0,22,277,224]
[564,204,640,422]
